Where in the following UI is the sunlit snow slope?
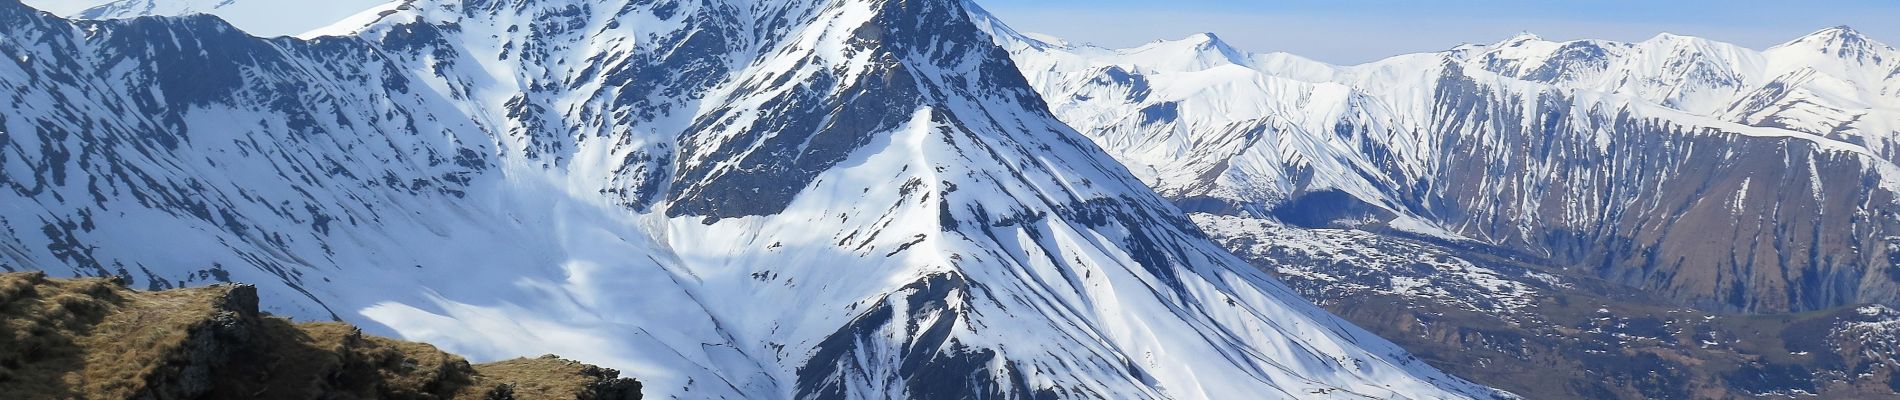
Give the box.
[984,9,1900,314]
[21,0,399,37]
[0,0,1507,398]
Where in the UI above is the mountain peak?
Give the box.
[1112,31,1250,71]
[1165,31,1238,52]
[1639,31,1729,51]
[1647,32,1687,42]
[1779,24,1892,61]
[1187,32,1225,44]
[1824,25,1863,37]
[1500,31,1544,45]
[1801,25,1869,43]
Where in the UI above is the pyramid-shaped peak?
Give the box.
[1177,32,1237,50]
[1129,31,1246,59]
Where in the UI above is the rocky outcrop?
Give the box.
[1411,69,1900,314]
[0,272,641,400]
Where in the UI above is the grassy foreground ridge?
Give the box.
[0,272,641,399]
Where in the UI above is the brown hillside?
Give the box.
[0,272,641,400]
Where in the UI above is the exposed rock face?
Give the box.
[0,0,1503,398]
[982,13,1900,314]
[1417,71,1900,314]
[0,272,641,400]
[1198,215,1900,400]
[968,10,1900,395]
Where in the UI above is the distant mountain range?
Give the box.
[985,13,1900,314]
[45,0,396,37]
[0,0,1505,398]
[9,0,1900,398]
[972,3,1900,397]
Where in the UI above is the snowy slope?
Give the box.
[986,21,1443,233]
[1470,27,1900,162]
[0,0,1505,398]
[12,0,113,14]
[982,8,1900,313]
[19,0,398,37]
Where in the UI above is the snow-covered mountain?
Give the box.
[984,10,1900,314]
[20,0,399,37]
[1472,27,1900,161]
[0,0,1508,398]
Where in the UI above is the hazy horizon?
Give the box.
[979,0,1900,64]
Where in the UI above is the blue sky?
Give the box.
[977,0,1900,64]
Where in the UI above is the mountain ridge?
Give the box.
[986,10,1900,313]
[975,9,1900,398]
[0,0,1505,398]
[0,272,644,399]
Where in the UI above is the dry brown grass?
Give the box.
[0,272,641,400]
[470,355,642,400]
[0,271,234,399]
[203,319,480,399]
